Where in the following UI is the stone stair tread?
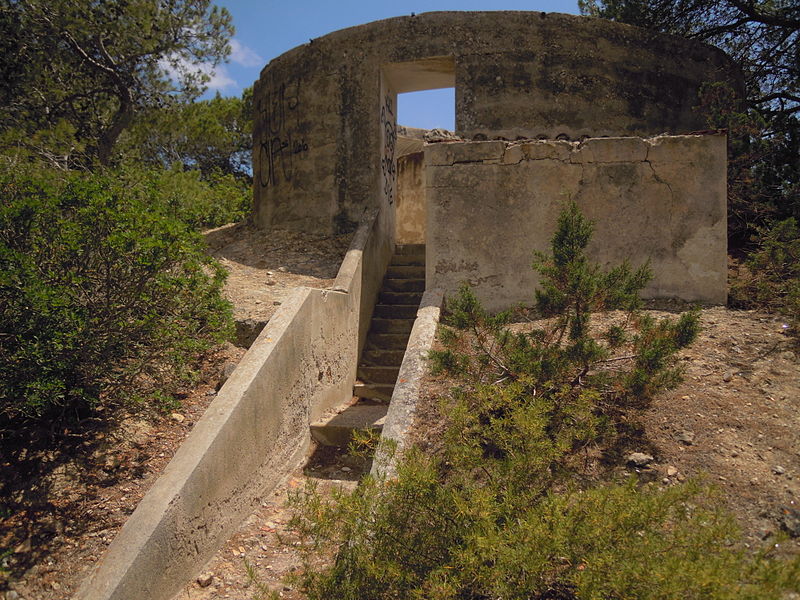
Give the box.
[358,365,401,384]
[383,278,425,292]
[360,349,406,366]
[386,265,425,278]
[373,304,418,319]
[390,254,425,266]
[370,318,414,334]
[363,332,411,350]
[379,291,423,305]
[395,244,425,255]
[353,382,394,401]
[310,403,388,447]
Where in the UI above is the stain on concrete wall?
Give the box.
[425,135,728,310]
[396,151,426,244]
[253,11,741,234]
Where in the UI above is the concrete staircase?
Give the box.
[310,244,425,446]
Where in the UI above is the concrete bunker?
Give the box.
[254,11,740,241]
[254,11,739,304]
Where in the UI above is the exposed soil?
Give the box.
[206,222,353,324]
[0,224,351,600]
[172,446,368,600]
[411,306,800,554]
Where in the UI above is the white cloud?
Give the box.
[229,39,263,68]
[159,56,236,91]
[198,62,237,90]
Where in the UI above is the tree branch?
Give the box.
[728,0,800,30]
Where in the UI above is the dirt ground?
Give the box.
[205,222,353,324]
[172,446,367,600]
[412,306,800,554]
[0,224,351,600]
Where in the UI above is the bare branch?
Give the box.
[728,0,800,30]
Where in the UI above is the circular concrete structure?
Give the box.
[253,11,740,233]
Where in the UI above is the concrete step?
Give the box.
[383,278,425,293]
[390,254,425,267]
[373,304,418,319]
[379,291,423,305]
[386,265,425,279]
[353,382,394,402]
[360,348,406,366]
[395,244,425,255]
[358,365,401,384]
[364,332,411,350]
[310,402,388,447]
[370,318,414,334]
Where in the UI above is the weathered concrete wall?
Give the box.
[426,135,728,311]
[396,151,426,244]
[77,209,393,600]
[334,206,395,357]
[253,11,741,234]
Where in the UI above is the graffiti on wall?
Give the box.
[258,78,310,188]
[380,94,397,205]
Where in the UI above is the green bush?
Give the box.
[122,164,250,229]
[0,166,233,425]
[285,203,799,599]
[731,217,800,341]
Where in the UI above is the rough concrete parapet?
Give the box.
[426,134,728,311]
[372,288,444,479]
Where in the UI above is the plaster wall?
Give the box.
[426,135,728,311]
[253,11,741,234]
[396,151,426,244]
[77,209,394,600]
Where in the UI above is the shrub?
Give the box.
[731,217,800,341]
[0,166,233,426]
[124,164,250,229]
[284,203,799,599]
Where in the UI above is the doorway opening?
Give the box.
[383,57,456,246]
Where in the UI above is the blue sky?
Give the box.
[204,1,581,129]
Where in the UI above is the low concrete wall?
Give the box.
[396,151,426,245]
[426,135,728,311]
[372,288,444,479]
[77,209,394,600]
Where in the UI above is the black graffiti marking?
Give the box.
[258,79,309,188]
[380,94,397,205]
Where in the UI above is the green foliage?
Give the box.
[0,0,234,164]
[290,463,799,600]
[280,204,799,599]
[431,202,694,413]
[121,89,253,180]
[731,217,800,339]
[578,1,800,250]
[0,164,233,425]
[121,164,250,229]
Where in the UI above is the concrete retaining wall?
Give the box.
[77,209,393,600]
[426,134,728,311]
